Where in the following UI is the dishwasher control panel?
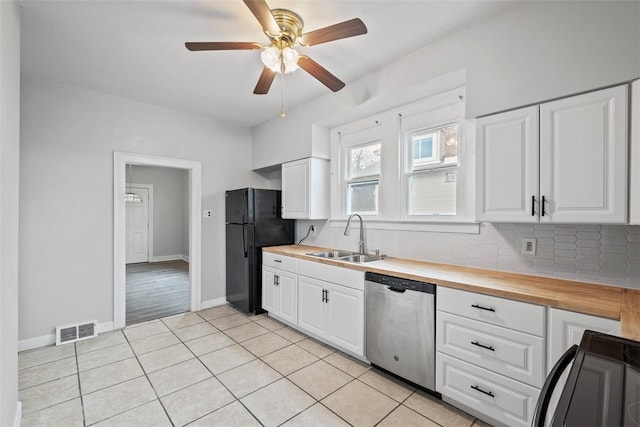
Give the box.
[365,272,435,294]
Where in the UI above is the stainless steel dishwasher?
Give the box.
[365,271,436,390]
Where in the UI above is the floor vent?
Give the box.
[56,320,98,345]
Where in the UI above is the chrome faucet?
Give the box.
[344,213,366,254]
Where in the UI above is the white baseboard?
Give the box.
[200,297,228,310]
[151,254,188,263]
[18,321,115,352]
[12,401,21,427]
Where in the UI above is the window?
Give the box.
[331,87,474,229]
[406,123,460,216]
[346,142,381,215]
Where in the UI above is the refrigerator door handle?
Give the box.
[242,226,248,258]
[532,344,578,427]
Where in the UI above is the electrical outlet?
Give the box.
[522,238,537,255]
[311,225,316,236]
[202,210,212,219]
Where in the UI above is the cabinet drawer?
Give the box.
[437,312,545,388]
[263,252,297,273]
[437,352,539,427]
[438,287,545,337]
[298,259,364,291]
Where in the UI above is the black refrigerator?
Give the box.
[225,188,294,314]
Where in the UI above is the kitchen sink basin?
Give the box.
[307,250,355,259]
[307,251,383,263]
[338,254,383,263]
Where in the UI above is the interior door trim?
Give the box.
[113,152,202,329]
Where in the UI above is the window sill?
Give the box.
[329,218,480,234]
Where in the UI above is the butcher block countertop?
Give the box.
[264,245,640,341]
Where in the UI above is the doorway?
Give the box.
[114,152,202,330]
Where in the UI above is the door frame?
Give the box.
[114,152,202,329]
[125,183,154,263]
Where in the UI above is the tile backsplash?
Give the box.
[297,221,640,289]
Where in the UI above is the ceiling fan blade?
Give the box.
[243,0,281,36]
[254,67,277,94]
[185,42,262,51]
[299,18,367,46]
[298,55,345,92]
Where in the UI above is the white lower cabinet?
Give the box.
[438,353,540,427]
[547,308,620,368]
[437,287,545,427]
[262,253,299,325]
[297,260,365,357]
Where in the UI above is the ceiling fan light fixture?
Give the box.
[261,46,299,74]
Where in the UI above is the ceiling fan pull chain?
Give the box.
[280,55,286,118]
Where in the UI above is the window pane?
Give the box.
[410,124,459,171]
[347,181,378,215]
[409,168,457,215]
[349,143,381,179]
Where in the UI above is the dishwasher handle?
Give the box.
[387,286,406,293]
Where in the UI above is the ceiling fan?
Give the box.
[185,0,367,96]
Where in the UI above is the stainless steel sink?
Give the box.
[338,254,383,263]
[307,251,383,263]
[307,250,355,259]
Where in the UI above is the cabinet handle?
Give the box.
[325,289,329,303]
[471,304,495,312]
[321,289,326,302]
[471,385,495,398]
[531,195,535,216]
[274,275,279,286]
[541,195,546,217]
[274,259,282,263]
[471,341,495,352]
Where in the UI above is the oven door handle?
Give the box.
[532,344,578,427]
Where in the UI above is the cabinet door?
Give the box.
[282,159,310,219]
[261,267,277,314]
[476,106,540,222]
[540,85,628,223]
[547,308,620,370]
[326,283,364,356]
[297,276,325,337]
[277,271,298,325]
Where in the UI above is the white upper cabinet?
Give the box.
[540,85,628,223]
[630,80,640,224]
[281,158,329,219]
[476,106,540,222]
[476,84,629,223]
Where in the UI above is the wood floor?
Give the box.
[126,260,189,326]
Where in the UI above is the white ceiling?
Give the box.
[20,0,521,127]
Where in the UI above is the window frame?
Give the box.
[330,87,477,232]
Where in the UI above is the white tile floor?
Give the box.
[19,305,491,426]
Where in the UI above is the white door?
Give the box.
[126,187,149,264]
[476,106,540,222]
[281,159,310,219]
[540,85,628,223]
[326,283,364,356]
[262,267,277,314]
[297,276,326,337]
[277,271,298,325]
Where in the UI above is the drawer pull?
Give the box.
[274,259,282,263]
[471,341,495,352]
[471,304,495,312]
[471,385,495,398]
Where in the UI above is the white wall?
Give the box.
[131,165,189,258]
[253,1,640,170]
[0,0,21,425]
[19,77,272,341]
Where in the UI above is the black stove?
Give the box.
[536,330,640,426]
